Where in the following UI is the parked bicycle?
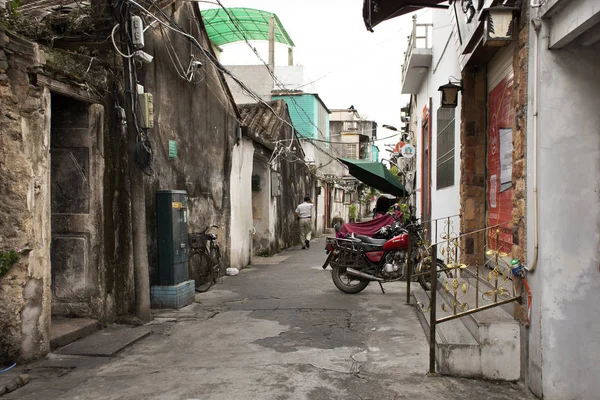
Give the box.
[188,225,221,292]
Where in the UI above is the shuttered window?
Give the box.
[436,107,455,189]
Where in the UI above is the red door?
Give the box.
[487,75,514,253]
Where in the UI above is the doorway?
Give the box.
[50,93,104,318]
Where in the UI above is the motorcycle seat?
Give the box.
[354,235,388,246]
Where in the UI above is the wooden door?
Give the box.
[50,94,104,316]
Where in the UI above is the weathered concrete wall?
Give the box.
[251,154,272,254]
[225,65,273,105]
[0,31,51,363]
[408,9,462,227]
[139,3,238,282]
[230,138,254,268]
[276,144,311,249]
[0,27,125,361]
[526,20,600,400]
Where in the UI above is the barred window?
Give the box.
[343,143,358,159]
[436,107,455,189]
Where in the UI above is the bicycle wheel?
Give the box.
[189,251,213,292]
[210,245,222,284]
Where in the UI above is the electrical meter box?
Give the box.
[156,190,189,285]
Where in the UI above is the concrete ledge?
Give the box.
[50,318,101,350]
[56,325,152,357]
[412,288,481,377]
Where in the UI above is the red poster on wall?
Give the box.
[487,75,514,253]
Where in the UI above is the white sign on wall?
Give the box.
[400,144,415,158]
[499,128,513,192]
[490,174,497,209]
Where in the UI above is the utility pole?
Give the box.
[268,15,275,73]
[128,138,152,323]
[121,25,151,323]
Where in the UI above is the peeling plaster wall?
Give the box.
[251,154,272,254]
[230,138,254,268]
[0,30,51,363]
[140,3,238,280]
[527,25,600,400]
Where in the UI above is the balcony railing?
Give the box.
[401,15,433,93]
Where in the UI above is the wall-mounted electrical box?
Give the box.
[131,16,145,49]
[138,93,154,128]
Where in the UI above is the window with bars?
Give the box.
[342,143,358,159]
[436,107,455,189]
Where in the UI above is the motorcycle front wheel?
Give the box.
[331,265,370,294]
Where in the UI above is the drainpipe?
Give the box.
[526,13,542,272]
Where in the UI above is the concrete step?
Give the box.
[50,318,100,351]
[411,288,481,377]
[461,265,517,316]
[55,325,152,357]
[412,280,520,380]
[438,274,520,380]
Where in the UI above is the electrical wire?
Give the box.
[212,0,348,160]
[210,0,396,170]
[125,0,361,174]
[111,24,135,58]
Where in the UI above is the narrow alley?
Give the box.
[5,239,535,400]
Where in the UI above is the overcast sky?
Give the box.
[200,0,431,153]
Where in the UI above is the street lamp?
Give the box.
[438,78,463,108]
[382,124,398,131]
[479,4,520,46]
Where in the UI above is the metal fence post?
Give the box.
[429,243,438,375]
[406,234,412,305]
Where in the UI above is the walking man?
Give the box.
[295,195,313,249]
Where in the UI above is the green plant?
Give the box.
[8,0,21,15]
[349,204,357,220]
[256,248,273,257]
[0,249,21,277]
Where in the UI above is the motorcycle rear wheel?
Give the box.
[417,258,447,291]
[331,265,370,294]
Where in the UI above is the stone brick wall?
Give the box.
[511,5,529,264]
[459,66,487,266]
[0,30,52,363]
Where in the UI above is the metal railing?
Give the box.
[401,15,433,81]
[405,215,521,375]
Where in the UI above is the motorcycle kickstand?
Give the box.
[378,282,385,294]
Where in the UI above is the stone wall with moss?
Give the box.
[0,30,52,363]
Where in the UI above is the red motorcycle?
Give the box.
[326,221,445,294]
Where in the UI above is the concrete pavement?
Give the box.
[5,237,537,400]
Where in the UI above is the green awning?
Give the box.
[200,7,295,47]
[339,158,408,197]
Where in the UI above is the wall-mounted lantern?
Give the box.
[438,79,463,108]
[479,4,520,46]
